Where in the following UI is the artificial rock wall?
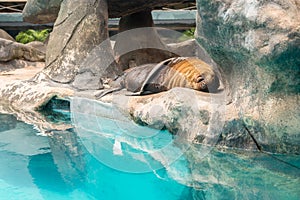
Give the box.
[195,0,300,153]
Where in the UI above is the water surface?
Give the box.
[0,113,299,200]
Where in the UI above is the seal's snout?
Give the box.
[193,72,219,93]
[199,80,208,91]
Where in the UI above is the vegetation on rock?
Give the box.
[15,29,51,44]
[178,27,195,41]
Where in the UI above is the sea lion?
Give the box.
[95,57,220,98]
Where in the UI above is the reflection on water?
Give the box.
[186,146,300,199]
[0,103,299,200]
[0,114,191,200]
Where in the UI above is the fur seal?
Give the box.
[95,57,220,98]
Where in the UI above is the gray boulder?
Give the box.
[114,10,176,70]
[0,60,44,72]
[0,38,45,62]
[23,0,63,24]
[167,39,217,66]
[25,41,47,54]
[0,29,15,41]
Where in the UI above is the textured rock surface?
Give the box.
[22,0,194,23]
[4,0,299,155]
[25,41,47,54]
[196,0,300,153]
[0,60,44,73]
[42,0,120,86]
[0,97,72,132]
[98,86,282,152]
[114,10,176,70]
[167,39,220,67]
[0,38,45,62]
[0,29,15,41]
[98,87,227,146]
[23,0,63,24]
[0,63,73,132]
[0,80,73,111]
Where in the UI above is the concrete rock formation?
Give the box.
[196,0,300,153]
[0,29,15,42]
[114,10,176,70]
[25,41,47,54]
[1,0,297,155]
[0,38,45,62]
[0,60,44,73]
[42,0,120,88]
[23,0,63,24]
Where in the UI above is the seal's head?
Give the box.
[169,57,220,92]
[191,69,220,92]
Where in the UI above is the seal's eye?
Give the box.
[195,76,204,83]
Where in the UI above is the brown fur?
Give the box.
[138,57,220,94]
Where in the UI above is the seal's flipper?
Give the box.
[95,87,123,99]
[125,92,142,96]
[125,90,153,96]
[137,58,175,94]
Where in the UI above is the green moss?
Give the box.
[178,28,195,41]
[15,29,51,44]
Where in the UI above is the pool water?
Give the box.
[0,112,299,200]
[0,116,191,200]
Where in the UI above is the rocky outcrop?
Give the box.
[22,0,194,23]
[0,96,72,133]
[0,38,45,62]
[22,0,63,24]
[25,41,47,54]
[0,60,44,73]
[0,29,15,41]
[114,10,176,70]
[0,80,73,112]
[167,39,218,65]
[42,0,120,89]
[96,88,227,147]
[4,0,298,155]
[196,0,300,153]
[0,62,73,132]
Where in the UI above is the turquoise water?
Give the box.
[0,112,299,200]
